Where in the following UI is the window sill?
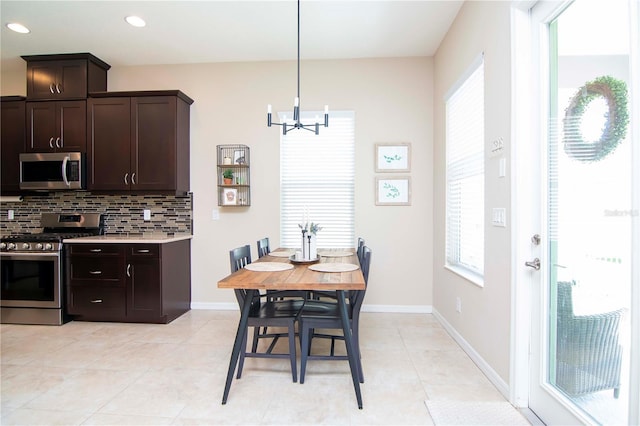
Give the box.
[444,264,484,288]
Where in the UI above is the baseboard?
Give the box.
[190,302,432,314]
[432,308,511,400]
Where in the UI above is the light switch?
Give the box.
[143,209,151,221]
[492,208,506,227]
[7,210,14,220]
[212,209,220,220]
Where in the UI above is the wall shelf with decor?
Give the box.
[217,144,250,207]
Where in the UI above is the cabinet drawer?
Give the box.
[69,257,123,282]
[127,245,159,257]
[69,244,123,256]
[68,287,126,317]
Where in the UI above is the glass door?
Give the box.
[528,1,638,424]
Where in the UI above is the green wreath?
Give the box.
[563,76,629,162]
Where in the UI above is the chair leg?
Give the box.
[236,329,248,379]
[287,320,298,383]
[251,326,261,352]
[300,322,310,384]
[352,321,364,383]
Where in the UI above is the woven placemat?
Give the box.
[268,251,295,258]
[308,263,359,273]
[318,251,354,257]
[244,262,294,272]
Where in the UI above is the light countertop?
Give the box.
[63,234,192,244]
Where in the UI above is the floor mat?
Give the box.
[424,400,531,425]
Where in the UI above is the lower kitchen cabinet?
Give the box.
[66,239,190,324]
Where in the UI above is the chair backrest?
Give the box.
[350,246,371,310]
[257,237,270,258]
[230,244,252,273]
[356,237,365,265]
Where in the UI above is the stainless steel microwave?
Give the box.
[19,152,86,190]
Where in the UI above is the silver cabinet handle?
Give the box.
[56,84,61,94]
[89,270,102,275]
[124,173,129,185]
[90,299,103,304]
[49,83,55,94]
[49,137,54,148]
[126,263,131,277]
[89,248,102,253]
[131,173,136,185]
[137,249,150,253]
[55,137,61,148]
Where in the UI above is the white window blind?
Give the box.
[280,110,355,249]
[445,57,485,279]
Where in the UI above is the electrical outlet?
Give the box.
[7,210,14,220]
[143,209,151,221]
[212,209,220,220]
[456,297,462,313]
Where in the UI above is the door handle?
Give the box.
[49,137,54,148]
[89,270,102,275]
[124,173,129,185]
[126,263,131,277]
[525,258,541,270]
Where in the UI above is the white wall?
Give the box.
[433,1,513,385]
[2,57,435,311]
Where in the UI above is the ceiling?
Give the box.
[1,1,463,72]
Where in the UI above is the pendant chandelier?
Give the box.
[267,0,329,135]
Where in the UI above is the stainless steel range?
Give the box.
[1,213,104,325]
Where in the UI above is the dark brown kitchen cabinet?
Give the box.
[22,53,110,100]
[66,240,191,324]
[1,97,26,194]
[87,91,193,194]
[26,100,86,152]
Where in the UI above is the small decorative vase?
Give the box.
[308,234,317,260]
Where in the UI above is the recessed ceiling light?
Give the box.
[7,22,30,34]
[125,16,146,28]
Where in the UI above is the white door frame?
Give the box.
[511,1,640,424]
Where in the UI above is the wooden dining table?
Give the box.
[217,248,366,409]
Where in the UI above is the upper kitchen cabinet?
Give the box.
[87,91,193,195]
[1,97,26,194]
[22,53,110,101]
[26,100,86,152]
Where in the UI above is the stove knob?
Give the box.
[7,243,16,250]
[21,243,30,250]
[0,242,6,250]
[36,243,44,250]
[44,243,54,251]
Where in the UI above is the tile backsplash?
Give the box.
[0,192,192,235]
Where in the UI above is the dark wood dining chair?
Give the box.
[256,237,270,258]
[229,244,302,382]
[356,237,365,265]
[298,246,372,384]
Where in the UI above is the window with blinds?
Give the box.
[280,111,355,249]
[445,56,485,282]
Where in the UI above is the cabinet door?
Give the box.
[57,60,88,99]
[26,62,58,100]
[126,245,161,319]
[26,60,87,100]
[26,102,57,152]
[58,101,86,152]
[1,100,25,194]
[131,97,177,191]
[87,97,131,190]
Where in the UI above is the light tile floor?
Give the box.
[1,310,520,425]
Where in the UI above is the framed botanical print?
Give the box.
[375,143,411,172]
[375,176,411,206]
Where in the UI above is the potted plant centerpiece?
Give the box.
[299,221,322,260]
[223,169,234,184]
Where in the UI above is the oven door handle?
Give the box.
[0,252,60,259]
